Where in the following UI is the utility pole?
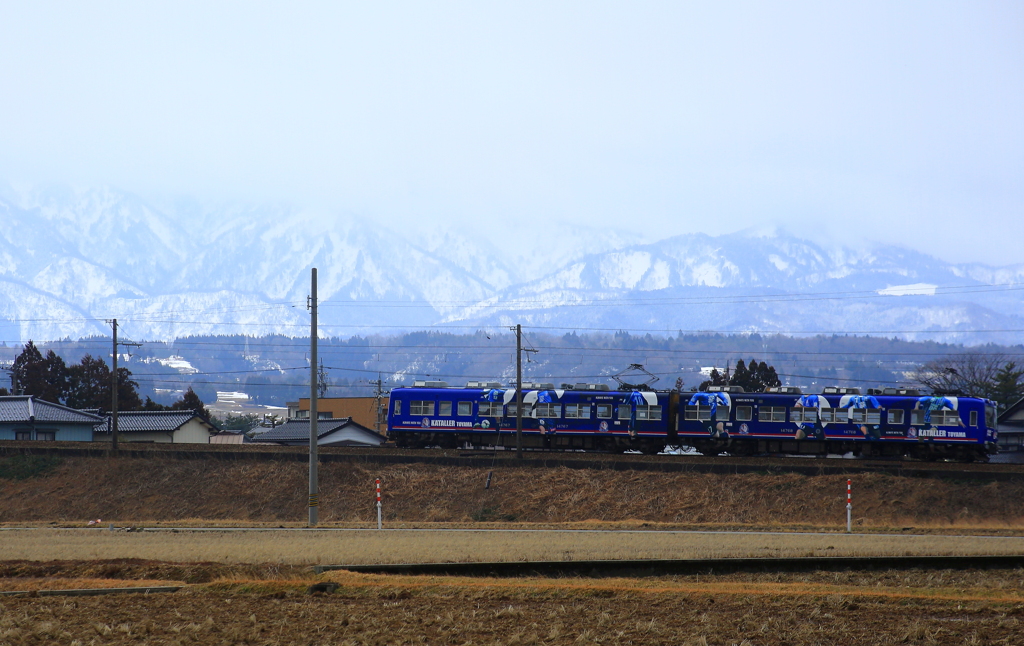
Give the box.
[2,365,17,395]
[317,358,329,399]
[308,268,319,527]
[107,319,141,451]
[508,324,537,459]
[515,324,523,458]
[371,372,387,431]
[112,319,118,451]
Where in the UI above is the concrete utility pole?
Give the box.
[308,268,319,527]
[515,324,523,458]
[509,324,537,459]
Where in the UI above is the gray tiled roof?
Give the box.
[94,411,217,433]
[257,418,385,443]
[0,396,104,424]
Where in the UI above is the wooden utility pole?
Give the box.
[371,372,387,431]
[308,268,319,526]
[108,319,142,451]
[111,319,118,451]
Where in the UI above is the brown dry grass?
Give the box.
[2,456,1024,530]
[3,528,1024,565]
[4,564,1024,645]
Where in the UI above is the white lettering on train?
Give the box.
[430,419,473,428]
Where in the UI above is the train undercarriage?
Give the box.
[390,430,993,462]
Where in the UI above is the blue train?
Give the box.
[387,381,998,461]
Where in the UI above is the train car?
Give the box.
[678,386,998,461]
[387,380,676,453]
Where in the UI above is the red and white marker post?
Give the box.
[846,479,852,533]
[376,478,382,530]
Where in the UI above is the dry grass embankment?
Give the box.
[4,528,1024,565]
[1,454,1023,529]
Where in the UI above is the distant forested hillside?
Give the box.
[3,332,1021,407]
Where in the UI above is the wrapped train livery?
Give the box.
[387,381,998,462]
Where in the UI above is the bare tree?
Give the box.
[912,353,1007,399]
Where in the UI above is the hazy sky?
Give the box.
[1,2,1021,264]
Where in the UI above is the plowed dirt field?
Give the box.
[3,562,1024,645]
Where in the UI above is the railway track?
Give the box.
[2,442,1023,480]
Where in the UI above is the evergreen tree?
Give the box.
[66,354,110,409]
[731,360,750,388]
[698,358,781,392]
[42,350,71,403]
[171,387,211,420]
[744,359,782,392]
[698,367,729,390]
[115,367,143,411]
[10,342,70,402]
[140,397,170,411]
[65,355,142,411]
[990,362,1024,410]
[10,340,43,395]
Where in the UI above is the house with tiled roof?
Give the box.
[997,396,1024,453]
[94,410,219,444]
[254,417,385,447]
[0,396,104,442]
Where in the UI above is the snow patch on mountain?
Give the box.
[1,183,1022,345]
[878,283,938,296]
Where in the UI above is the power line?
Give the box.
[7,315,1024,335]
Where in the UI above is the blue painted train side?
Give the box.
[387,384,675,453]
[387,383,997,461]
[678,390,997,461]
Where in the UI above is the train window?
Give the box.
[735,406,752,422]
[565,403,590,419]
[596,404,613,419]
[617,405,631,420]
[458,402,472,416]
[936,411,961,426]
[716,406,730,421]
[888,409,905,424]
[684,405,712,421]
[410,401,434,416]
[439,401,452,417]
[986,406,996,428]
[758,406,786,422]
[790,408,814,423]
[636,405,662,420]
[866,409,881,424]
[393,401,402,416]
[822,409,845,423]
[535,403,561,418]
[910,409,960,426]
[478,402,501,417]
[970,411,978,426]
[506,403,520,417]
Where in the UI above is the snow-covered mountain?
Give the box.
[446,230,1024,344]
[0,185,1021,344]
